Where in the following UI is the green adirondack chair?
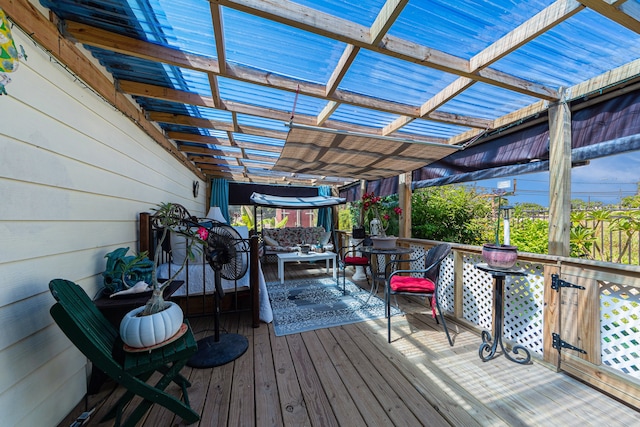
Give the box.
[48,278,200,427]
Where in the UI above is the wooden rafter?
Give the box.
[214,0,558,100]
[62,21,504,129]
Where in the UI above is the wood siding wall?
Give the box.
[0,25,205,427]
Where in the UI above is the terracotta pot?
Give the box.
[482,243,518,269]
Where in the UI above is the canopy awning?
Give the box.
[250,192,346,209]
[272,123,462,181]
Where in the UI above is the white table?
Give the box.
[277,251,337,284]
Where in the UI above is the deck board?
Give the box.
[59,261,640,427]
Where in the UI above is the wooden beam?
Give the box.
[579,0,640,34]
[369,0,408,44]
[149,112,234,132]
[548,91,572,257]
[62,20,493,127]
[398,172,411,238]
[325,44,359,96]
[210,3,227,74]
[316,101,340,126]
[213,0,558,100]
[470,0,584,72]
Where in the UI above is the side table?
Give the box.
[475,264,531,364]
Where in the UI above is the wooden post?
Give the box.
[398,172,412,238]
[548,90,572,257]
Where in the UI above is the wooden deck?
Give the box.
[60,262,639,426]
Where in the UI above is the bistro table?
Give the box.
[475,263,531,364]
[360,245,414,302]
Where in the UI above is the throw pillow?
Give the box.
[318,231,331,245]
[263,235,279,247]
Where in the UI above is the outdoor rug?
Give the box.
[267,277,402,336]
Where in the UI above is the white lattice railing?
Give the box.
[335,231,640,408]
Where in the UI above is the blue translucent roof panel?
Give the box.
[187,107,234,122]
[236,114,289,131]
[217,77,325,116]
[494,8,640,88]
[295,0,386,26]
[146,0,217,56]
[389,0,554,58]
[233,133,285,148]
[442,83,539,120]
[222,8,344,84]
[330,105,399,128]
[397,119,471,140]
[339,49,458,105]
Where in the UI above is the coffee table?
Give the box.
[277,251,337,284]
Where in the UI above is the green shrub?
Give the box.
[411,185,492,245]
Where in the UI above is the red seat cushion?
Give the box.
[390,276,437,318]
[390,276,435,292]
[344,256,369,265]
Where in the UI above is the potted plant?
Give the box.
[360,192,403,248]
[482,193,517,269]
[119,202,209,348]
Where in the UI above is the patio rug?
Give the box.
[267,277,401,336]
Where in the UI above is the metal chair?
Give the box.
[338,240,371,294]
[385,243,453,345]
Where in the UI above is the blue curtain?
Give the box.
[210,178,230,223]
[316,186,332,231]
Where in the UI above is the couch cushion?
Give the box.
[263,235,279,247]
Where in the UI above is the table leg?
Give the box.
[479,276,531,364]
[278,259,284,284]
[331,255,337,281]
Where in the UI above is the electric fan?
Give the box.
[187,222,250,368]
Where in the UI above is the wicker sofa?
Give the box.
[262,226,333,261]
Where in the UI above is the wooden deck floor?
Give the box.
[60,262,639,426]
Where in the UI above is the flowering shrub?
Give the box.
[357,192,402,236]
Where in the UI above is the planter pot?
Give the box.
[120,301,184,348]
[371,236,397,249]
[482,244,518,269]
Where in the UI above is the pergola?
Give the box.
[6,0,640,255]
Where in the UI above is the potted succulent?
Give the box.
[119,202,209,348]
[482,193,517,269]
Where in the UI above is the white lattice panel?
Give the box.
[463,255,545,355]
[463,254,494,330]
[600,282,640,380]
[502,262,544,355]
[438,255,455,315]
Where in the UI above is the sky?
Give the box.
[470,151,640,208]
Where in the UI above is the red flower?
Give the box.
[197,227,209,240]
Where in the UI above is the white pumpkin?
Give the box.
[120,302,184,348]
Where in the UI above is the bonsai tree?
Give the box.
[143,202,209,315]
